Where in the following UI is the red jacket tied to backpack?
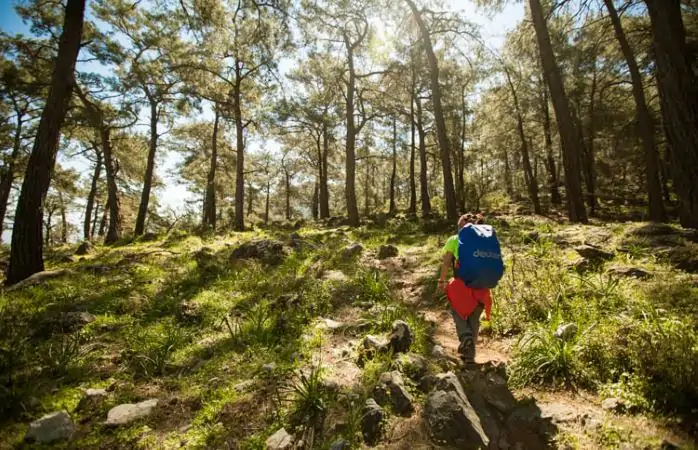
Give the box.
[446,277,492,321]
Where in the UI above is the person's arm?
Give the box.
[438,253,453,292]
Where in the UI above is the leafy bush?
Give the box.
[124,320,191,378]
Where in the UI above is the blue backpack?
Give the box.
[455,224,504,289]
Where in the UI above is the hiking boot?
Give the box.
[458,337,475,364]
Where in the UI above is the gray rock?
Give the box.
[373,371,414,416]
[362,334,389,352]
[25,410,75,444]
[553,323,578,341]
[607,266,652,279]
[105,399,159,426]
[330,438,350,450]
[231,240,286,265]
[540,402,586,424]
[601,397,625,413]
[431,345,446,358]
[75,241,93,255]
[389,320,413,353]
[424,390,489,449]
[362,398,385,445]
[395,353,428,381]
[77,388,107,411]
[505,404,552,449]
[59,311,97,332]
[266,427,294,450]
[341,243,363,259]
[262,363,277,373]
[377,244,399,259]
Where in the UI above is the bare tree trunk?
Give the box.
[0,106,24,242]
[6,0,85,285]
[311,181,319,220]
[264,179,270,225]
[319,123,330,219]
[101,128,122,244]
[344,36,360,226]
[415,95,431,217]
[645,0,698,227]
[83,150,102,240]
[541,82,562,205]
[44,210,52,247]
[91,202,100,240]
[583,67,598,216]
[408,59,417,215]
[529,0,588,223]
[603,0,665,221]
[405,0,457,220]
[504,68,541,214]
[457,87,467,211]
[389,115,397,215]
[503,147,513,197]
[98,202,108,237]
[203,108,219,230]
[135,99,158,236]
[58,190,67,244]
[233,75,246,231]
[285,169,291,221]
[246,180,254,217]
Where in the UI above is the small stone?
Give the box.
[553,323,578,341]
[58,311,96,332]
[266,427,294,450]
[377,244,399,259]
[574,245,614,262]
[341,243,363,259]
[601,397,625,413]
[607,266,652,280]
[362,398,385,445]
[362,335,389,352]
[540,402,585,424]
[77,388,108,411]
[262,363,277,373]
[25,410,75,444]
[318,318,344,331]
[389,320,413,353]
[432,345,446,358]
[373,371,414,416]
[105,399,159,426]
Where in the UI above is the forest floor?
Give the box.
[0,215,697,449]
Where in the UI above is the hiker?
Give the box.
[438,213,504,365]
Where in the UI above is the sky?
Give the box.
[0,0,523,241]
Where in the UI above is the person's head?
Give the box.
[457,212,483,229]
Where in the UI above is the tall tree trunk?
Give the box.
[91,202,100,240]
[603,0,665,221]
[203,108,219,230]
[135,99,158,236]
[264,179,270,225]
[457,87,467,211]
[389,115,397,215]
[363,158,370,217]
[344,38,360,226]
[6,0,85,285]
[83,150,102,240]
[541,83,562,205]
[285,169,291,221]
[98,202,108,237]
[584,67,598,216]
[246,180,254,217]
[505,69,541,214]
[503,147,513,197]
[0,106,24,242]
[408,61,417,215]
[58,190,67,244]
[311,181,319,220]
[233,75,245,231]
[44,210,52,247]
[415,95,431,217]
[101,128,122,244]
[645,0,698,227]
[405,0,457,220]
[320,123,330,219]
[529,0,588,223]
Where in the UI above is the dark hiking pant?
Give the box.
[451,303,484,363]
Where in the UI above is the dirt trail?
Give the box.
[373,244,688,450]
